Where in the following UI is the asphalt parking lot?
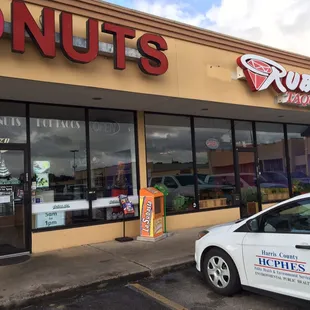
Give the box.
[23,267,308,310]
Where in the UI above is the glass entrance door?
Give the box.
[0,148,28,256]
[236,149,261,217]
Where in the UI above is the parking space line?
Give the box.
[128,283,188,310]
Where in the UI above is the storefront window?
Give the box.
[0,102,26,143]
[30,105,88,229]
[287,125,310,196]
[234,121,253,148]
[256,123,289,202]
[89,109,138,221]
[195,118,237,209]
[145,114,195,214]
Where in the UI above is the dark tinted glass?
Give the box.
[145,114,196,213]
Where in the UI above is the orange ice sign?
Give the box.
[138,187,165,241]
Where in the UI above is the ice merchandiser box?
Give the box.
[138,187,166,242]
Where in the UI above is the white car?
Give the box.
[195,193,310,302]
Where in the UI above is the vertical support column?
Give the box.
[190,116,199,211]
[305,138,309,178]
[284,124,293,198]
[26,103,32,252]
[85,108,92,221]
[137,111,147,189]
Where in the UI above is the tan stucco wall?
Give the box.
[32,220,140,253]
[166,208,239,231]
[262,203,276,210]
[0,0,310,112]
[32,207,239,253]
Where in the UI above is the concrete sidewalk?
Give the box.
[0,226,203,309]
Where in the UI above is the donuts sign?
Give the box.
[0,1,169,76]
[237,54,310,107]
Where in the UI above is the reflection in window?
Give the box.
[234,121,253,148]
[30,105,88,228]
[195,118,237,209]
[287,125,310,196]
[256,123,289,202]
[262,199,310,233]
[145,114,195,214]
[89,109,138,221]
[0,102,26,143]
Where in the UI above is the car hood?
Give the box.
[207,220,241,234]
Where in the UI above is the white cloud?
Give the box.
[132,0,205,27]
[129,0,310,56]
[206,0,310,56]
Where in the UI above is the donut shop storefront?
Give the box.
[1,0,310,257]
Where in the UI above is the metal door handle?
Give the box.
[295,245,310,250]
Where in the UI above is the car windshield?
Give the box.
[175,175,205,186]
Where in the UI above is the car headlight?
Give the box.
[197,230,209,240]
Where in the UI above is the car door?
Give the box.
[242,198,310,300]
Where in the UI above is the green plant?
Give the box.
[241,187,257,203]
[301,183,310,192]
[263,188,271,195]
[261,189,268,202]
[292,179,303,194]
[172,195,187,211]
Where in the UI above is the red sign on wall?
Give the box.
[5,1,168,76]
[237,54,310,94]
[237,54,310,108]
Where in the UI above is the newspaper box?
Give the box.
[137,187,167,242]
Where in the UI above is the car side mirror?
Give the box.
[247,218,259,232]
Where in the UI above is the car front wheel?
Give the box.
[202,248,241,296]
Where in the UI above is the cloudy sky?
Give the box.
[105,0,310,56]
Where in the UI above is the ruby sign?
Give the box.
[237,54,288,93]
[237,54,310,107]
[8,1,168,76]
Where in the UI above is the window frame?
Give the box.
[144,113,197,215]
[29,104,140,232]
[87,108,139,222]
[6,100,310,232]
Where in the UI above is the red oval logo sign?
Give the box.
[206,138,219,150]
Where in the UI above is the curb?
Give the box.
[150,259,195,278]
[0,259,195,310]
